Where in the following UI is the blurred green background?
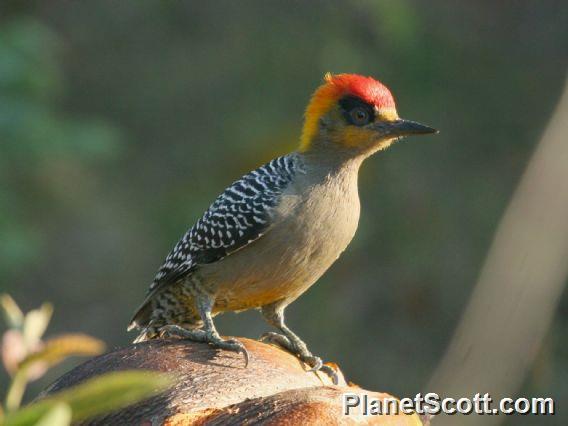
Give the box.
[1,1,567,424]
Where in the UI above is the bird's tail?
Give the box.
[130,322,161,343]
[128,306,159,343]
[127,286,202,343]
[127,295,156,343]
[132,327,159,343]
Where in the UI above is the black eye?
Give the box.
[350,107,370,126]
[339,95,375,126]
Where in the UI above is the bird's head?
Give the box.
[299,73,437,156]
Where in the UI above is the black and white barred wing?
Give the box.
[146,155,300,296]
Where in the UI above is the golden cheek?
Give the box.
[337,127,379,149]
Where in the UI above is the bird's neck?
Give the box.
[297,136,367,177]
[296,153,363,192]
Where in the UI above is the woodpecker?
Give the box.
[128,73,436,383]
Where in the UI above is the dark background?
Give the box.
[1,1,567,424]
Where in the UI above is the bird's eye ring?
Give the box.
[350,107,370,126]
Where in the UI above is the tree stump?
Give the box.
[39,338,424,425]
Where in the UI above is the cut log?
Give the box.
[39,338,424,425]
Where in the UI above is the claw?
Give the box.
[239,345,250,367]
[213,337,250,368]
[158,326,249,367]
[226,339,250,367]
[319,364,339,385]
[259,330,339,383]
[306,356,323,373]
[159,326,173,339]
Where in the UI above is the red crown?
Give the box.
[326,73,396,109]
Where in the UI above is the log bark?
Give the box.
[40,338,424,425]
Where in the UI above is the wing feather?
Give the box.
[146,154,301,297]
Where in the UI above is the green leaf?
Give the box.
[18,334,106,373]
[34,403,71,426]
[0,294,24,329]
[5,369,29,412]
[4,371,172,426]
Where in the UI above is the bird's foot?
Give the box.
[160,324,249,367]
[159,324,207,340]
[260,332,338,384]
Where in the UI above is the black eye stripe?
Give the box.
[339,95,375,126]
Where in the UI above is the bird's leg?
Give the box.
[160,293,249,366]
[260,302,338,384]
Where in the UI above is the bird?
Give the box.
[128,73,437,383]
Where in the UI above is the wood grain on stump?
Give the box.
[40,338,423,425]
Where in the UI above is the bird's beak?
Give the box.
[373,119,438,138]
